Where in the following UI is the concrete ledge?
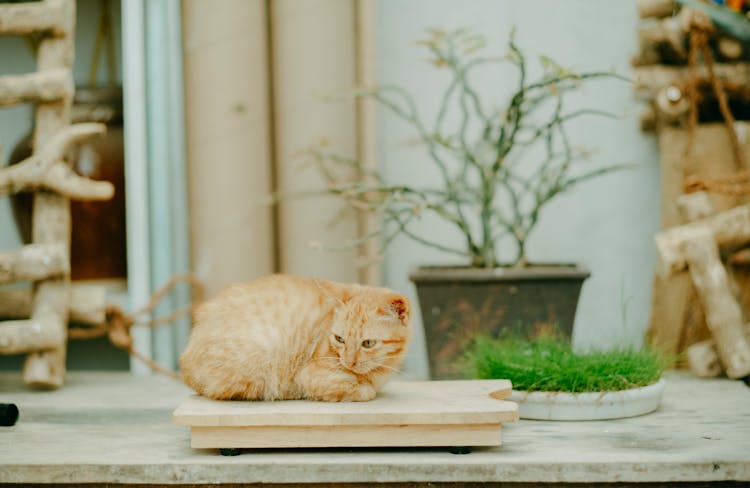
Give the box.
[0,372,748,485]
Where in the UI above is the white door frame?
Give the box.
[121,0,190,374]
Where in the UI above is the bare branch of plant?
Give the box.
[304,28,630,268]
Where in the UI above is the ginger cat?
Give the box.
[179,274,412,402]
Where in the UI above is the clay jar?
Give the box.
[10,86,127,281]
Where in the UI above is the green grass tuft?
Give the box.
[465,335,671,392]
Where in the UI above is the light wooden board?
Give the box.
[174,379,515,427]
[174,379,517,449]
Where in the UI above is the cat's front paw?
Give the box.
[347,383,376,402]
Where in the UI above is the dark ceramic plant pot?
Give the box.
[409,265,590,379]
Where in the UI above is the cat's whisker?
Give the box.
[313,356,340,364]
[361,359,404,374]
[375,364,404,374]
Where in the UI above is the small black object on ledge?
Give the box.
[219,448,241,456]
[0,403,19,427]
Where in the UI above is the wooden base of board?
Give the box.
[174,380,518,451]
[191,423,503,449]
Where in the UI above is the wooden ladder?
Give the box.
[0,0,113,388]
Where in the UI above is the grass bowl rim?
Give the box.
[509,377,666,400]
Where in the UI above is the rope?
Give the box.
[68,274,205,381]
[682,11,750,196]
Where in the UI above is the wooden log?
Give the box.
[0,243,68,284]
[676,191,714,223]
[717,36,743,61]
[634,14,686,66]
[0,0,67,36]
[0,286,107,326]
[729,248,750,266]
[655,204,750,277]
[647,124,749,359]
[649,193,713,360]
[686,340,722,377]
[0,319,65,355]
[0,123,111,200]
[0,69,73,107]
[634,63,750,100]
[655,85,689,124]
[728,267,750,364]
[683,227,750,378]
[640,106,657,132]
[23,0,75,389]
[676,192,717,375]
[67,286,107,326]
[637,0,676,19]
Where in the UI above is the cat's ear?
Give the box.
[315,279,353,306]
[387,294,411,325]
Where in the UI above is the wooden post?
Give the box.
[23,0,76,388]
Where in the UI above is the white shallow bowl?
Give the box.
[509,379,666,421]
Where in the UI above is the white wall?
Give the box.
[377,0,661,378]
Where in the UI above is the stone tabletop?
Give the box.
[0,371,748,485]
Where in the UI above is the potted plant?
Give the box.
[307,29,628,378]
[465,334,671,420]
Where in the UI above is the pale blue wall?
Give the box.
[377,0,661,378]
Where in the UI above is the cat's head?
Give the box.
[328,288,412,375]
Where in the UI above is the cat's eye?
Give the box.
[361,339,376,348]
[334,334,345,344]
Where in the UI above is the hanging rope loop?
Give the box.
[68,274,205,380]
[682,10,749,195]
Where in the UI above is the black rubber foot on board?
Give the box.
[0,404,19,427]
[449,446,472,455]
[220,448,242,456]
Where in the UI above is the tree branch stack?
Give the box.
[655,202,750,379]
